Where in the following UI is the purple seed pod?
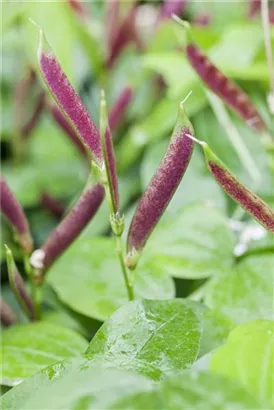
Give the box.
[161,0,187,19]
[193,137,274,232]
[39,183,104,271]
[100,91,119,214]
[0,299,17,327]
[40,191,65,219]
[0,176,33,254]
[5,245,35,320]
[21,91,45,138]
[173,17,267,131]
[109,87,133,132]
[36,27,102,165]
[50,104,87,157]
[126,101,194,268]
[186,45,266,131]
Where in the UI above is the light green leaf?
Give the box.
[141,142,226,213]
[205,254,273,324]
[111,370,263,410]
[86,299,202,380]
[1,357,154,410]
[0,322,88,386]
[146,204,235,279]
[48,237,175,321]
[210,320,274,407]
[23,1,77,82]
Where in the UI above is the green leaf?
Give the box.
[86,299,202,380]
[48,237,175,321]
[0,322,88,386]
[141,142,226,213]
[146,204,235,279]
[23,1,77,82]
[204,254,273,324]
[111,370,263,410]
[1,357,154,410]
[210,320,274,407]
[184,301,234,357]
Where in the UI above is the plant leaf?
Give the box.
[0,322,88,386]
[210,320,274,407]
[1,357,154,410]
[47,237,175,321]
[110,370,263,409]
[86,299,202,380]
[146,204,235,279]
[204,254,273,324]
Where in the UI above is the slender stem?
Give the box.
[31,281,41,320]
[24,253,42,320]
[206,90,261,184]
[115,234,134,301]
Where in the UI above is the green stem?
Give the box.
[206,90,261,184]
[31,280,41,320]
[115,234,134,301]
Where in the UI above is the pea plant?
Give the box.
[1,1,274,409]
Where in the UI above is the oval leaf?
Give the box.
[146,204,235,279]
[47,237,175,321]
[86,299,202,379]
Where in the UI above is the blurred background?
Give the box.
[1,0,273,308]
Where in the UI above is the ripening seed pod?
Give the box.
[34,183,104,272]
[173,16,267,132]
[5,245,35,320]
[126,101,195,269]
[188,135,274,232]
[108,86,133,132]
[0,299,17,327]
[35,25,102,165]
[100,91,119,215]
[0,177,33,253]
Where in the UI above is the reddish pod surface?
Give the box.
[38,30,102,164]
[0,177,33,253]
[41,183,104,270]
[100,92,119,213]
[127,102,194,265]
[200,142,274,232]
[185,44,266,131]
